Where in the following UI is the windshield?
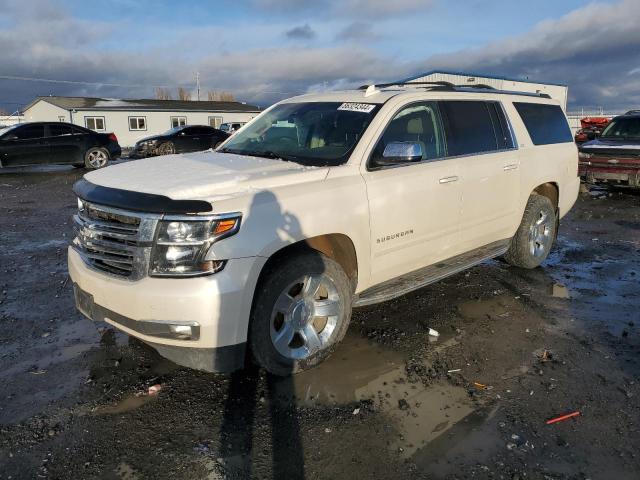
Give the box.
[600,117,640,139]
[220,102,381,166]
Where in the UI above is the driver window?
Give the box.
[371,102,444,167]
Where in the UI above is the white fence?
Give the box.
[0,115,24,127]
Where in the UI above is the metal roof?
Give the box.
[400,70,568,88]
[25,96,261,113]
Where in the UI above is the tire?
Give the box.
[249,251,353,376]
[84,147,110,169]
[156,142,175,156]
[213,140,223,149]
[504,194,557,269]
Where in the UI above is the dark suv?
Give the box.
[131,125,229,158]
[579,111,640,187]
[0,122,121,169]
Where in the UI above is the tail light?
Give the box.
[108,133,118,143]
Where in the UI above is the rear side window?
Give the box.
[48,124,73,137]
[487,102,515,150]
[513,102,572,145]
[439,101,498,156]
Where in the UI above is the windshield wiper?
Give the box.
[219,148,299,163]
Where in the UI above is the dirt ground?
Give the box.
[0,164,638,480]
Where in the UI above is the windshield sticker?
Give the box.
[338,103,376,113]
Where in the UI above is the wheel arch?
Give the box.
[256,233,359,293]
[532,182,559,208]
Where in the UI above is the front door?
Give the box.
[0,124,48,167]
[362,102,463,286]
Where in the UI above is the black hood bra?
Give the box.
[73,178,213,214]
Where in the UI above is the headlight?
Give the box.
[579,152,593,159]
[150,216,241,277]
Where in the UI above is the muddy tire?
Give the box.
[84,147,110,169]
[156,142,175,156]
[504,194,557,269]
[249,251,352,376]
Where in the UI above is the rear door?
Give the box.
[46,123,85,164]
[439,100,519,252]
[0,124,48,167]
[174,127,201,152]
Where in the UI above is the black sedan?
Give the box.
[131,125,230,158]
[0,122,121,170]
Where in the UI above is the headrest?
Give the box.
[407,117,423,135]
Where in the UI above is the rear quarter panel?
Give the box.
[503,100,579,227]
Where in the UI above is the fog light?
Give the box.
[169,324,194,339]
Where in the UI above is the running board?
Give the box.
[353,239,510,307]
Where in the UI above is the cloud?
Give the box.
[336,22,380,42]
[284,23,316,40]
[1,0,640,112]
[251,0,434,18]
[416,0,640,110]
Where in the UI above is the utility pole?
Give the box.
[196,72,201,101]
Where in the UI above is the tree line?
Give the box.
[154,87,235,102]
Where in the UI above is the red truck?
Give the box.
[579,111,640,188]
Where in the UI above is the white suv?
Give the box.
[68,82,579,375]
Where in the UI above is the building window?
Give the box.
[85,117,105,131]
[171,116,187,128]
[129,116,147,131]
[58,116,66,122]
[208,116,223,129]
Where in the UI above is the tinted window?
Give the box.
[49,124,74,137]
[371,102,444,166]
[513,102,572,145]
[487,102,515,150]
[13,125,45,140]
[440,101,498,156]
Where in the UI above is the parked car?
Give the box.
[0,122,120,169]
[579,111,640,187]
[69,83,579,376]
[219,122,246,134]
[131,125,229,158]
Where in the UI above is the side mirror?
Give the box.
[377,141,423,165]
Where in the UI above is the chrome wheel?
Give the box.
[87,149,108,168]
[528,209,552,257]
[270,274,342,361]
[158,143,175,155]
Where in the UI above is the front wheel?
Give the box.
[249,251,352,376]
[156,142,175,156]
[504,194,557,269]
[84,147,110,169]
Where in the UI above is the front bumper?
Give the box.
[68,247,266,372]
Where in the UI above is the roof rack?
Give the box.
[358,81,551,99]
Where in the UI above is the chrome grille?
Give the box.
[73,202,159,279]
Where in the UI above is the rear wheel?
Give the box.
[504,194,557,269]
[84,147,110,169]
[249,251,352,376]
[157,142,175,156]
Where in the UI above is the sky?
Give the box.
[0,0,638,113]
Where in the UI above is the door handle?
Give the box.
[439,176,459,184]
[503,164,518,171]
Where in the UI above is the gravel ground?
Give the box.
[0,164,639,479]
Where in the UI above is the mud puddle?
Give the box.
[272,331,484,458]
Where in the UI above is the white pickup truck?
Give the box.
[69,82,579,375]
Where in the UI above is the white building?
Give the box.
[21,96,262,147]
[402,70,568,111]
[0,115,25,127]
